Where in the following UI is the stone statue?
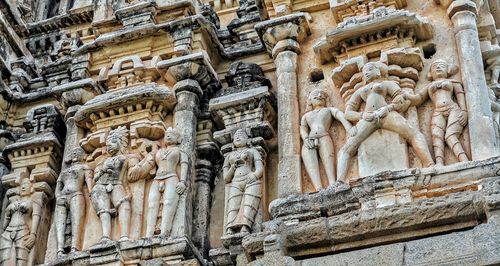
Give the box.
[90,126,131,242]
[223,129,264,235]
[55,147,93,256]
[145,127,188,237]
[404,59,469,165]
[0,178,41,266]
[337,62,434,182]
[300,88,356,190]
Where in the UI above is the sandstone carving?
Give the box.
[337,61,434,182]
[301,88,355,190]
[145,127,188,237]
[223,129,265,236]
[1,179,43,266]
[3,0,500,265]
[55,147,93,256]
[404,59,469,165]
[90,126,131,242]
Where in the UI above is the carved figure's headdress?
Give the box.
[107,126,129,153]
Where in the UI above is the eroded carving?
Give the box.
[55,147,93,256]
[300,88,355,190]
[223,129,265,236]
[404,59,469,165]
[1,178,46,266]
[145,127,188,237]
[337,61,434,182]
[90,126,131,242]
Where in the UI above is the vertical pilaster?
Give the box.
[173,79,202,238]
[448,0,499,160]
[272,40,303,197]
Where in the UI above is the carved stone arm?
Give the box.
[180,151,189,184]
[223,156,235,184]
[331,108,354,132]
[345,91,363,122]
[299,115,309,141]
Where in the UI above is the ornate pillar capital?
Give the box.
[255,12,311,56]
[157,51,221,98]
[447,0,478,19]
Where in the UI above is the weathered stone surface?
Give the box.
[2,0,500,265]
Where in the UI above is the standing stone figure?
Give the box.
[91,126,131,242]
[300,89,356,190]
[0,178,41,266]
[337,62,434,182]
[223,129,264,235]
[55,147,93,256]
[145,127,188,237]
[403,59,469,165]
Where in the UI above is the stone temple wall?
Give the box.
[0,0,500,265]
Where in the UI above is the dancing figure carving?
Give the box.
[337,62,434,182]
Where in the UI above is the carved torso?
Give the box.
[59,163,89,194]
[228,148,256,182]
[96,155,126,185]
[302,108,337,138]
[359,81,394,111]
[428,79,459,109]
[155,146,181,179]
[5,199,32,229]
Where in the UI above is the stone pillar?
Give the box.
[272,39,303,197]
[172,79,202,237]
[448,0,499,159]
[193,159,214,255]
[256,14,311,197]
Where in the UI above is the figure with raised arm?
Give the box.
[336,62,434,182]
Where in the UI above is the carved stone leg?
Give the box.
[160,178,180,236]
[448,1,499,159]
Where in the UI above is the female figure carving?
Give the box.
[404,59,469,165]
[90,126,131,242]
[300,89,356,190]
[55,147,93,256]
[223,129,264,235]
[0,178,41,266]
[337,62,434,182]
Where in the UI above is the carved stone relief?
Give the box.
[223,129,265,237]
[404,59,469,165]
[337,61,434,182]
[3,0,500,265]
[300,88,354,190]
[55,147,93,255]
